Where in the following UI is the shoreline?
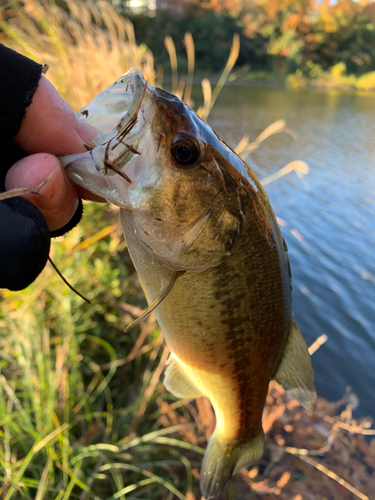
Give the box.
[161,75,375,92]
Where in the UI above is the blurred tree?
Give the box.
[307,0,375,74]
[198,0,257,16]
[113,0,375,76]
[127,0,269,73]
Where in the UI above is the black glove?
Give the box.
[0,44,82,291]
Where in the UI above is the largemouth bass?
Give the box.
[61,69,316,499]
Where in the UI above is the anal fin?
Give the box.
[164,356,203,400]
[274,319,316,409]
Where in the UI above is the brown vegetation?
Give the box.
[1,2,375,498]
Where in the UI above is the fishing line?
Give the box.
[48,256,91,304]
[1,182,91,304]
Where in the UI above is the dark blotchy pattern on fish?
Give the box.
[63,69,316,500]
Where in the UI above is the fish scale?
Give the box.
[61,68,316,499]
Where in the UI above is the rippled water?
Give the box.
[206,86,375,417]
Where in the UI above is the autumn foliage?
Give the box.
[129,0,375,77]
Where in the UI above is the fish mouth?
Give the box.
[60,68,155,207]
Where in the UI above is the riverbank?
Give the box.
[163,67,375,92]
[244,65,375,91]
[160,382,375,499]
[251,383,374,500]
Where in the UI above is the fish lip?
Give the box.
[60,68,151,205]
[80,67,147,137]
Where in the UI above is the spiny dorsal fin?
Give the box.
[124,270,184,333]
[164,355,203,399]
[274,319,316,409]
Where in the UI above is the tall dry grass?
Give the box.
[0,2,310,498]
[0,2,205,498]
[1,0,156,110]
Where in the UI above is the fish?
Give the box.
[60,68,316,499]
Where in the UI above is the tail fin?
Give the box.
[200,431,264,499]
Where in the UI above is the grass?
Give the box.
[0,1,231,497]
[285,61,375,91]
[0,1,345,499]
[237,63,375,92]
[0,201,205,499]
[0,0,156,110]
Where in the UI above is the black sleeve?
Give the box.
[0,44,82,291]
[0,44,43,186]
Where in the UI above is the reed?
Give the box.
[0,200,205,499]
[1,2,309,498]
[1,0,156,111]
[0,3,204,496]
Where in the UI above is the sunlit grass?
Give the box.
[0,0,156,110]
[164,30,240,121]
[0,1,309,498]
[0,1,232,496]
[0,202,205,499]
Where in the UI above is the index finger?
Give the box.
[13,76,99,155]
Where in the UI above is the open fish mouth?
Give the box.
[60,68,155,207]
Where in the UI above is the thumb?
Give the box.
[5,153,79,232]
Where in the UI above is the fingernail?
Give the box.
[35,163,68,210]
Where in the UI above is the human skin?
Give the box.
[5,76,105,232]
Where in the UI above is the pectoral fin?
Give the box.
[274,319,316,409]
[164,356,203,399]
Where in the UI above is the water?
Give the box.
[206,86,375,417]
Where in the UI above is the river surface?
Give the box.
[204,86,375,417]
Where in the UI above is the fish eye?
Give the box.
[171,135,201,168]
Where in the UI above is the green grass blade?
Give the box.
[99,463,186,500]
[4,424,69,500]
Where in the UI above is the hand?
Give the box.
[0,71,106,291]
[5,75,104,232]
